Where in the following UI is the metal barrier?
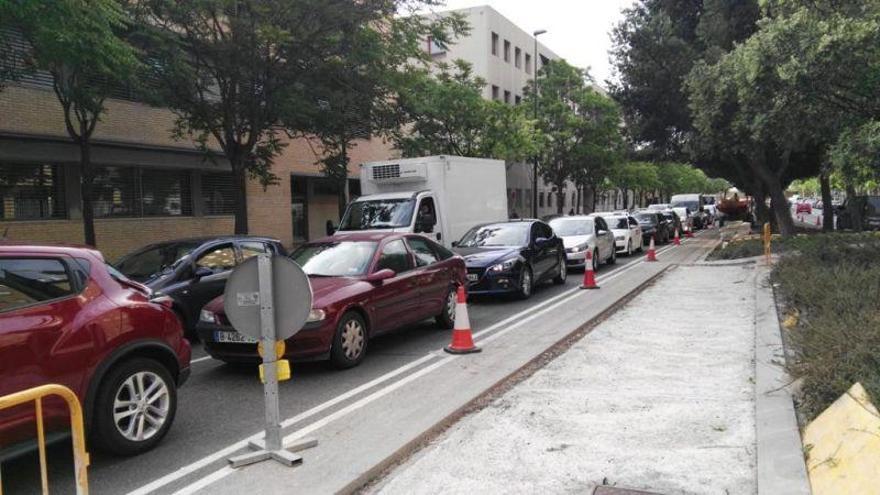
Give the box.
[0,384,90,495]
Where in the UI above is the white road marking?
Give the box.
[133,234,707,495]
[190,356,212,365]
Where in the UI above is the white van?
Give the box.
[334,156,509,247]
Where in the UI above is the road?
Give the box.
[0,229,718,495]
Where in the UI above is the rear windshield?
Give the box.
[604,216,628,229]
[635,213,657,224]
[549,218,594,237]
[458,223,530,247]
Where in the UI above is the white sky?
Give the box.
[418,0,638,86]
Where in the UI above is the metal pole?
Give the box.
[532,35,539,219]
[257,253,282,452]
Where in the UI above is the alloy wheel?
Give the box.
[521,269,532,297]
[341,319,365,360]
[113,371,170,442]
[445,289,457,324]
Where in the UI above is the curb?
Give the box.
[754,265,811,495]
[353,267,672,495]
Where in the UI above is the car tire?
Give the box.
[552,255,567,285]
[517,265,533,300]
[91,357,177,456]
[592,249,600,273]
[330,312,368,369]
[626,240,633,256]
[608,246,617,265]
[435,286,457,329]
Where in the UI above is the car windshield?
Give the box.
[605,216,628,229]
[635,214,656,224]
[549,218,593,236]
[115,241,200,282]
[290,241,378,277]
[339,199,415,230]
[648,204,668,211]
[458,223,530,247]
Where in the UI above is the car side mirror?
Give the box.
[451,241,459,247]
[597,229,608,236]
[326,220,336,236]
[193,266,213,280]
[366,268,396,284]
[534,236,550,247]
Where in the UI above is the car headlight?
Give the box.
[489,258,517,272]
[307,309,326,322]
[199,309,216,323]
[566,243,588,253]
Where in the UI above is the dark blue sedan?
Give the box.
[452,220,566,299]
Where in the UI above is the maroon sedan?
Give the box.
[197,233,466,368]
[0,244,191,458]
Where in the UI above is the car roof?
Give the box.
[0,242,104,260]
[308,232,409,244]
[129,235,280,251]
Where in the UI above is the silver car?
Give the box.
[549,216,616,271]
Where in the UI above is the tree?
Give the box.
[3,0,139,246]
[389,60,539,163]
[525,60,623,215]
[133,0,442,234]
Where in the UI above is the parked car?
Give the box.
[660,209,685,238]
[647,203,671,212]
[836,196,880,231]
[549,215,616,272]
[115,236,286,336]
[671,207,694,232]
[453,220,566,299]
[594,213,643,256]
[795,201,812,215]
[198,233,466,368]
[634,211,670,245]
[0,244,192,458]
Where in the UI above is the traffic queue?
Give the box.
[0,155,717,461]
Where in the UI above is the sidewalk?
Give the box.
[369,263,775,494]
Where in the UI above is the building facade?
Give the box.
[428,5,584,218]
[0,52,394,260]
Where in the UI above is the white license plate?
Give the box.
[467,273,479,282]
[214,331,257,344]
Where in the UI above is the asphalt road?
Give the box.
[0,236,701,495]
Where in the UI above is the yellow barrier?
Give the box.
[0,384,90,495]
[763,222,772,264]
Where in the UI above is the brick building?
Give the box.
[0,75,395,260]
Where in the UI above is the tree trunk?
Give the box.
[556,183,565,215]
[819,170,833,232]
[232,161,249,235]
[766,177,796,237]
[591,185,598,213]
[575,186,581,214]
[845,183,863,231]
[753,190,769,226]
[337,176,348,219]
[79,140,97,247]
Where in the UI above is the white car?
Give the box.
[549,215,616,272]
[648,203,671,211]
[672,207,693,232]
[594,213,643,256]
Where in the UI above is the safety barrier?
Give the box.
[0,384,90,495]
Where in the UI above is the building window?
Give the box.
[503,40,510,62]
[540,54,550,68]
[515,95,522,105]
[202,173,236,215]
[426,36,446,57]
[504,90,511,104]
[538,192,544,208]
[525,53,532,74]
[491,85,500,101]
[313,178,342,196]
[547,193,553,208]
[491,32,499,56]
[92,166,192,218]
[0,163,66,221]
[515,47,522,68]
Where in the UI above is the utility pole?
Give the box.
[532,29,546,219]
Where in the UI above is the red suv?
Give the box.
[0,244,191,457]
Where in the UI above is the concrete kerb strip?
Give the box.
[753,265,811,495]
[350,266,673,495]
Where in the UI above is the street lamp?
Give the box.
[532,29,547,219]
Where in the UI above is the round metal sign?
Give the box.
[223,256,312,341]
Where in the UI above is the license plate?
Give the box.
[214,331,257,344]
[467,273,479,282]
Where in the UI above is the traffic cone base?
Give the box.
[646,236,657,262]
[673,228,681,246]
[444,286,480,354]
[580,250,599,289]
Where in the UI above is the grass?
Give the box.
[710,231,880,420]
[768,233,880,420]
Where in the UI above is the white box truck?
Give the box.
[333,156,508,247]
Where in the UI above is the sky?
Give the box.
[417,0,638,87]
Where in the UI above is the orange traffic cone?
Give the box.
[580,250,599,289]
[444,286,481,354]
[685,226,694,238]
[646,236,657,262]
[673,228,681,246]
